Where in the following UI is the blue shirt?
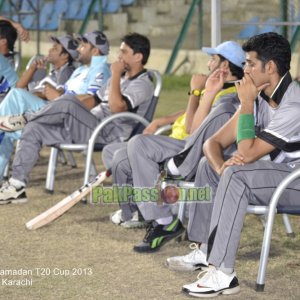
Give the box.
[64,56,111,95]
[0,54,18,96]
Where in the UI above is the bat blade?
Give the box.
[26,171,109,230]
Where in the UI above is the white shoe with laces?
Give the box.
[0,180,27,204]
[110,209,123,225]
[182,266,240,298]
[120,211,146,228]
[110,209,146,228]
[0,114,27,132]
[166,243,208,271]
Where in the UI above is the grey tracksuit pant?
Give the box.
[102,136,185,221]
[102,141,136,221]
[12,95,103,184]
[191,159,300,268]
[102,100,238,221]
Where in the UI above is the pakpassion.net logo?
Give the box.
[91,185,211,204]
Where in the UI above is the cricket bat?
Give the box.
[26,170,110,230]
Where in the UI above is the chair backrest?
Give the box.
[121,0,135,6]
[93,69,162,150]
[12,51,20,72]
[63,0,82,19]
[103,0,121,13]
[258,17,281,34]
[54,0,68,15]
[94,0,109,12]
[25,54,44,70]
[20,0,38,11]
[236,16,260,39]
[127,69,162,138]
[74,0,92,20]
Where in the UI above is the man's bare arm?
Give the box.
[235,74,274,163]
[108,61,128,113]
[203,110,239,175]
[143,110,184,134]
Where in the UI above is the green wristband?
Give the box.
[237,114,255,143]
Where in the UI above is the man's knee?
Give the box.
[112,148,130,175]
[3,88,18,103]
[21,122,42,143]
[102,144,115,169]
[196,157,211,176]
[222,164,246,182]
[127,134,146,155]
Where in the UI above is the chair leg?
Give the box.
[90,159,98,177]
[177,194,186,223]
[3,163,9,180]
[84,149,94,185]
[45,147,59,193]
[282,214,295,238]
[66,151,77,168]
[256,213,276,292]
[58,150,67,165]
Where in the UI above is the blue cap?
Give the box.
[202,41,245,68]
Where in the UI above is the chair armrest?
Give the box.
[154,124,172,135]
[256,166,300,289]
[268,167,300,214]
[148,69,162,98]
[88,112,150,148]
[84,112,150,184]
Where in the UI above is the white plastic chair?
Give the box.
[161,173,299,292]
[45,69,162,192]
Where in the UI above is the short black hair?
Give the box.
[242,32,291,76]
[121,32,151,65]
[59,46,74,65]
[218,54,244,79]
[0,20,17,52]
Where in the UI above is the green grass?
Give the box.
[155,75,190,118]
[18,56,31,76]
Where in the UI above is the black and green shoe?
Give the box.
[133,218,184,253]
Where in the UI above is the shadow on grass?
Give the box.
[238,246,283,261]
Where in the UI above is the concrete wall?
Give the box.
[21,42,300,78]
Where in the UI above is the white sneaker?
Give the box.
[120,211,146,228]
[166,243,208,272]
[110,210,146,228]
[182,266,240,298]
[0,114,27,132]
[110,209,123,225]
[0,181,27,204]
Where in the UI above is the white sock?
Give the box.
[219,262,234,275]
[9,177,26,189]
[156,216,173,225]
[167,158,180,175]
[200,243,208,254]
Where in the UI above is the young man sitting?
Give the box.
[174,32,300,298]
[0,31,111,182]
[0,33,154,204]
